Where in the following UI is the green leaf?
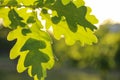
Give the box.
[21,38,46,51]
[7,0,18,6]
[8,9,26,29]
[21,38,50,79]
[41,13,97,46]
[40,0,98,46]
[51,16,61,24]
[52,20,98,46]
[22,29,31,36]
[50,0,97,32]
[26,25,54,80]
[1,0,98,80]
[7,23,54,80]
[27,16,36,24]
[15,8,32,22]
[15,8,43,29]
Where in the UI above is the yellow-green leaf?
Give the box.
[7,27,29,59]
[72,0,85,8]
[17,0,35,5]
[61,0,71,5]
[0,8,11,27]
[52,20,98,46]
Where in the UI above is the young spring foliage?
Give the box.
[0,0,98,80]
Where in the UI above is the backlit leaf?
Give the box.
[40,0,98,46]
[72,0,85,8]
[7,23,54,80]
[8,9,26,29]
[1,0,98,80]
[17,0,35,5]
[0,0,4,4]
[61,0,71,5]
[21,38,49,79]
[52,20,98,46]
[0,8,11,27]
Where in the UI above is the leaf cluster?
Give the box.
[0,0,98,80]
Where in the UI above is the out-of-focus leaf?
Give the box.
[0,0,8,5]
[0,0,4,4]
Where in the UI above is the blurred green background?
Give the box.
[0,20,120,80]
